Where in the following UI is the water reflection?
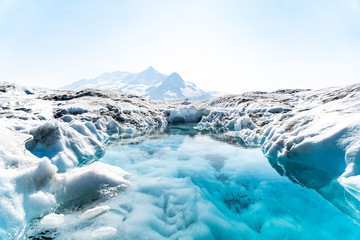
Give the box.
[105,123,200,148]
[105,123,248,149]
[206,154,227,171]
[268,155,360,224]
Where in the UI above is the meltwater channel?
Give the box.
[30,124,360,239]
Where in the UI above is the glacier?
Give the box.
[33,133,360,239]
[1,82,360,238]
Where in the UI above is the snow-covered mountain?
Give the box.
[61,67,214,100]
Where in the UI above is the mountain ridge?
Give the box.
[61,67,214,100]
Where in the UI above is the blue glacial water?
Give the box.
[34,125,360,239]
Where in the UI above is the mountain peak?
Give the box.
[139,66,160,76]
[61,67,216,100]
[146,66,155,71]
[169,72,180,77]
[167,72,183,81]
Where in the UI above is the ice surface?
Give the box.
[165,106,209,124]
[40,213,65,229]
[90,226,117,239]
[52,162,131,210]
[79,205,111,220]
[193,85,360,206]
[25,121,106,171]
[0,86,141,237]
[2,82,360,238]
[33,134,360,239]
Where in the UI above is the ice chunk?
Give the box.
[24,192,57,220]
[234,116,256,131]
[51,162,131,209]
[79,205,111,220]
[40,213,65,229]
[25,121,105,171]
[90,226,117,239]
[166,106,209,124]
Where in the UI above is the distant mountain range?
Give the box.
[61,67,217,100]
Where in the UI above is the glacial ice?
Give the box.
[40,213,65,229]
[1,82,360,238]
[25,121,105,171]
[165,106,209,124]
[36,134,360,239]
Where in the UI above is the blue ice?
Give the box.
[46,127,360,239]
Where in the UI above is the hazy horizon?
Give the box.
[1,0,360,94]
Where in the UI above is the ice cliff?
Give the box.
[1,82,360,237]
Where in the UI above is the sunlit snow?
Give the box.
[2,82,360,239]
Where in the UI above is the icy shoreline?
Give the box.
[1,82,360,237]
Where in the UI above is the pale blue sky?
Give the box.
[0,0,359,93]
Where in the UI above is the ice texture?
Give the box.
[38,134,360,239]
[25,121,105,171]
[1,82,360,238]
[192,85,360,221]
[0,123,131,237]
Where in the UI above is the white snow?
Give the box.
[187,85,360,218]
[40,213,65,229]
[79,205,111,220]
[181,86,202,98]
[165,106,209,124]
[2,82,360,238]
[25,121,105,172]
[164,90,177,97]
[62,67,215,100]
[90,226,117,239]
[52,162,131,207]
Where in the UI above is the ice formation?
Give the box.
[42,134,360,239]
[1,82,360,238]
